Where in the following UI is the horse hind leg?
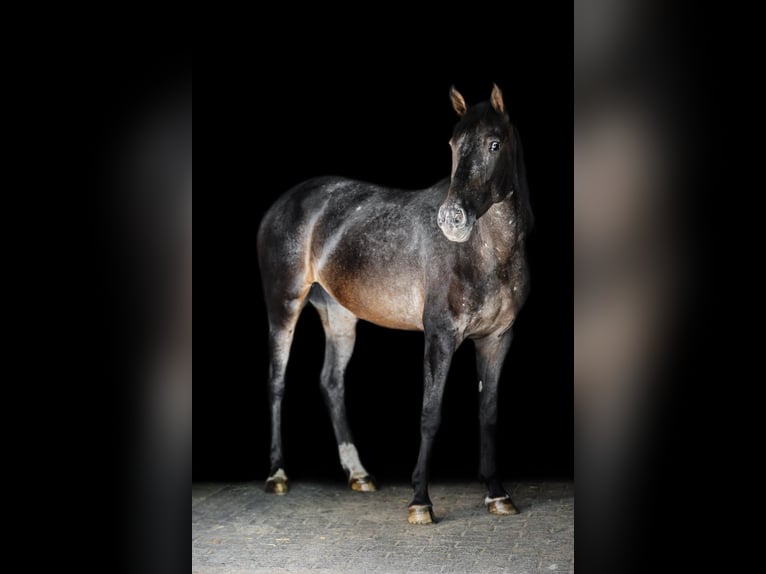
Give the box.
[263,288,308,494]
[261,260,312,495]
[311,285,376,492]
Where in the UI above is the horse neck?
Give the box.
[474,193,523,262]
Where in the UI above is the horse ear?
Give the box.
[450,86,467,117]
[490,83,505,114]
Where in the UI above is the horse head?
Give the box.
[438,84,517,242]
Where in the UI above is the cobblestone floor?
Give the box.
[193,480,574,573]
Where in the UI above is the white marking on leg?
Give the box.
[338,442,368,478]
[268,468,287,481]
[484,494,511,505]
[479,379,483,393]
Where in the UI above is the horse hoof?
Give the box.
[408,505,434,525]
[265,471,289,495]
[349,475,377,492]
[486,495,518,515]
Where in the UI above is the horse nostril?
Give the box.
[437,205,447,226]
[453,208,466,227]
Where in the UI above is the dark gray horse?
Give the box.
[257,84,533,524]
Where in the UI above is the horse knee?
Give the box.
[319,370,343,394]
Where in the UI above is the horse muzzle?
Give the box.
[437,202,474,242]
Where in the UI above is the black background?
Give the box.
[194,46,572,483]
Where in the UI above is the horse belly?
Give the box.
[317,261,425,331]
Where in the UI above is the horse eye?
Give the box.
[489,141,500,152]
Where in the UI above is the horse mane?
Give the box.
[511,125,535,233]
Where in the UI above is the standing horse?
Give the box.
[257,84,533,524]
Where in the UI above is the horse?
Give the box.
[257,84,533,524]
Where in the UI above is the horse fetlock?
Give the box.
[338,442,371,482]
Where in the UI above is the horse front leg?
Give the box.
[408,329,456,525]
[475,329,518,515]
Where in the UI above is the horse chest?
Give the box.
[447,258,521,337]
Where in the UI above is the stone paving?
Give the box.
[193,480,574,573]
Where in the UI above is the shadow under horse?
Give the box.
[257,84,533,524]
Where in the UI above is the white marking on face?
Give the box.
[338,442,369,478]
[479,380,483,392]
